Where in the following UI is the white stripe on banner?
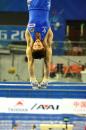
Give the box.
[0,98,86,114]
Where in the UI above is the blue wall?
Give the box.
[0,0,86,19]
[0,0,27,12]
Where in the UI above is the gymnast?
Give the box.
[25,0,53,88]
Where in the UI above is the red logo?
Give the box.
[16,101,24,106]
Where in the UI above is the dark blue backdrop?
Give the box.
[0,0,27,12]
[0,0,86,20]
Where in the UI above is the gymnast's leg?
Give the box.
[41,28,53,85]
[25,29,38,85]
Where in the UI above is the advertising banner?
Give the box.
[0,98,86,114]
[0,25,26,42]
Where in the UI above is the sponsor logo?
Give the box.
[73,101,86,108]
[31,104,59,110]
[28,23,35,32]
[73,101,86,112]
[8,108,28,112]
[8,100,28,112]
[28,23,36,28]
[15,101,24,106]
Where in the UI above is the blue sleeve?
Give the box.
[27,0,51,11]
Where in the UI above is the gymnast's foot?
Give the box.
[30,78,39,90]
[39,78,48,89]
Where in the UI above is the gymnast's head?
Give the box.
[32,32,46,59]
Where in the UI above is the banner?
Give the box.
[0,98,86,114]
[0,25,26,42]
